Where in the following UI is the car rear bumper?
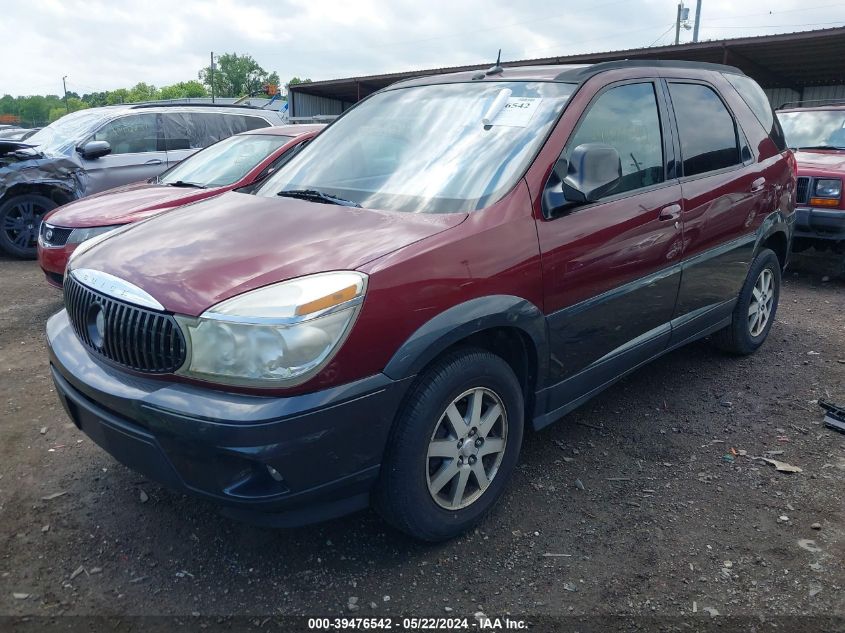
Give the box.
[46,309,412,527]
[794,206,845,241]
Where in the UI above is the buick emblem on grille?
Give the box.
[70,268,164,311]
[45,229,54,242]
[86,303,106,349]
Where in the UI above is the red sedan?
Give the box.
[37,124,324,287]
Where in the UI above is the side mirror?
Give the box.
[78,140,111,160]
[562,143,622,204]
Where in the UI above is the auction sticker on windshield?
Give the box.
[494,97,542,127]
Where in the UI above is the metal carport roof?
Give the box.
[289,26,845,113]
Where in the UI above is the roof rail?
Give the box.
[777,97,845,110]
[127,101,264,110]
[555,59,744,81]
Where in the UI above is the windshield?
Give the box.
[255,81,576,213]
[159,133,293,187]
[26,109,106,154]
[777,110,845,149]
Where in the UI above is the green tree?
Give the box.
[127,82,160,103]
[159,80,207,100]
[288,77,312,86]
[48,97,89,123]
[199,53,279,97]
[106,88,130,105]
[0,94,17,117]
[82,91,110,107]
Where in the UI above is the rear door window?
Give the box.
[91,113,160,154]
[161,112,271,150]
[668,83,741,177]
[566,82,665,196]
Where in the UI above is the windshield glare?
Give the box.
[160,133,293,187]
[777,110,845,149]
[26,109,106,154]
[256,81,576,213]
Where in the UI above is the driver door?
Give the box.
[80,113,167,193]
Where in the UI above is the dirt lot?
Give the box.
[0,251,843,624]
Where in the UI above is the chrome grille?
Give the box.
[64,273,186,374]
[40,223,74,247]
[796,177,811,205]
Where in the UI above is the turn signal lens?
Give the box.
[809,197,841,207]
[295,284,359,316]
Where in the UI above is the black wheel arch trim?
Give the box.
[754,209,793,270]
[382,295,550,388]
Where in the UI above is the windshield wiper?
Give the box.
[277,189,361,207]
[166,180,206,189]
[795,145,844,151]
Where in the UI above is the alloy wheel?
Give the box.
[426,387,508,510]
[2,199,46,251]
[748,268,774,337]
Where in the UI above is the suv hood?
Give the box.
[71,191,467,315]
[45,181,220,228]
[794,149,845,177]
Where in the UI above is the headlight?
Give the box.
[67,224,124,245]
[815,178,842,198]
[66,224,132,270]
[176,271,367,387]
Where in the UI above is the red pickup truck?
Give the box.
[777,103,845,260]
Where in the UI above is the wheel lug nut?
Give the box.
[475,438,483,447]
[468,455,477,465]
[457,439,463,448]
[469,428,476,437]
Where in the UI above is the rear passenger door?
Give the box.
[81,113,167,193]
[666,80,768,343]
[536,80,684,405]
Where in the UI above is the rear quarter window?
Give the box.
[723,73,787,151]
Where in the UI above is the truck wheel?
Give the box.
[375,348,524,542]
[0,194,57,259]
[713,248,781,355]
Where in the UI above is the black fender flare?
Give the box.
[754,209,793,268]
[382,295,549,387]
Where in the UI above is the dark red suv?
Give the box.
[46,61,795,541]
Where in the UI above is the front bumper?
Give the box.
[794,206,845,241]
[37,241,76,288]
[47,309,412,526]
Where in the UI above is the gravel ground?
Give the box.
[0,251,843,624]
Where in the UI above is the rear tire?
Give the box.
[374,348,524,542]
[713,248,781,355]
[0,194,57,259]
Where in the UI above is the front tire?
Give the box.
[713,248,781,355]
[374,348,524,542]
[0,194,57,259]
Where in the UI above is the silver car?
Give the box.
[0,103,287,258]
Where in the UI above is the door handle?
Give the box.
[144,159,163,165]
[658,204,682,222]
[750,177,766,193]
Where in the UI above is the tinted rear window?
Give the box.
[669,83,741,177]
[161,112,270,150]
[723,73,787,151]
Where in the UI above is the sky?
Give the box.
[1,0,843,97]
